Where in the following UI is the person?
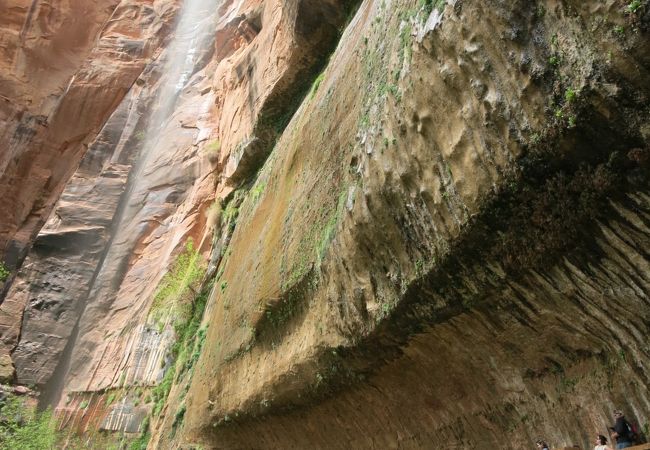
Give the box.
[594,434,613,450]
[609,410,634,449]
[536,439,550,450]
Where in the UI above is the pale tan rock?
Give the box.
[12,385,29,395]
[0,353,14,383]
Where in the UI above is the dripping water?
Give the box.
[39,0,221,409]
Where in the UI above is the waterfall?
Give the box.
[135,0,219,181]
[36,0,221,410]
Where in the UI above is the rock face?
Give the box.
[163,0,650,449]
[0,0,178,384]
[0,0,176,267]
[0,0,359,436]
[0,0,649,449]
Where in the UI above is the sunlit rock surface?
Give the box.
[0,0,177,263]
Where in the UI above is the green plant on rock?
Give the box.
[398,21,414,66]
[310,72,325,99]
[568,115,577,128]
[420,0,434,15]
[0,262,9,283]
[173,403,187,430]
[105,392,117,406]
[149,239,205,329]
[222,201,239,225]
[250,181,267,203]
[206,140,221,154]
[0,395,58,450]
[627,0,642,13]
[316,188,348,262]
[420,0,445,15]
[128,417,150,450]
[151,280,211,418]
[564,87,577,103]
[152,362,174,417]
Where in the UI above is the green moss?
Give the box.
[119,371,128,387]
[222,202,239,225]
[420,0,445,15]
[152,360,174,416]
[151,280,211,417]
[148,239,205,329]
[420,0,433,15]
[205,140,221,154]
[568,115,577,128]
[173,403,187,430]
[105,392,117,406]
[564,87,577,103]
[0,396,58,450]
[250,181,267,203]
[263,286,305,330]
[399,21,413,65]
[0,262,9,283]
[310,72,326,100]
[627,0,642,13]
[128,418,150,450]
[316,188,348,261]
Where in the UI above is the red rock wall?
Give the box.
[0,0,357,432]
[0,0,175,265]
[1,0,649,449]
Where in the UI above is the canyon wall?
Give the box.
[0,0,649,449]
[0,0,178,266]
[163,0,650,448]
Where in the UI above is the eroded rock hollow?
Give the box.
[0,0,649,449]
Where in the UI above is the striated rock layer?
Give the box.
[0,0,648,448]
[156,0,649,449]
[0,0,360,438]
[0,0,177,266]
[0,0,179,391]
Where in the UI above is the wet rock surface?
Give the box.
[1,0,361,438]
[0,0,175,264]
[0,0,648,449]
[169,0,650,448]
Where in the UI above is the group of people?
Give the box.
[534,410,642,450]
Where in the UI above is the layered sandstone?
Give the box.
[0,0,359,439]
[0,0,648,449]
[0,0,177,267]
[158,0,650,448]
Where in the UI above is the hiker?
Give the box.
[609,410,635,449]
[536,439,550,450]
[594,434,613,450]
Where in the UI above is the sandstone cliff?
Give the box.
[0,0,649,449]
